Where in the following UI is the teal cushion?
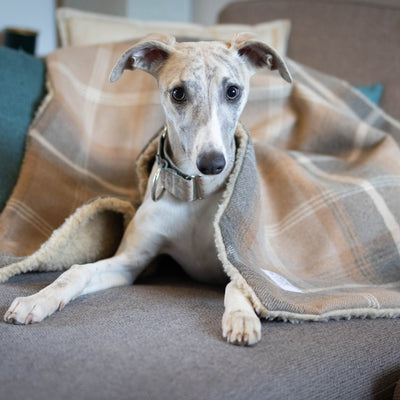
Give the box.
[354,84,383,105]
[0,47,46,211]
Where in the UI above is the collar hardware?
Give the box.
[151,127,203,202]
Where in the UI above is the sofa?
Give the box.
[1,1,400,400]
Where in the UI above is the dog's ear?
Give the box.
[110,34,176,82]
[230,33,292,83]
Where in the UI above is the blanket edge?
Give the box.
[213,122,268,317]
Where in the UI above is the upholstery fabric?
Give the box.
[1,269,400,400]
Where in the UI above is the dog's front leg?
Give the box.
[222,281,262,346]
[4,210,163,325]
[4,254,139,325]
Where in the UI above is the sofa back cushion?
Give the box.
[219,0,400,119]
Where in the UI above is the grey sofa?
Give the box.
[1,1,400,400]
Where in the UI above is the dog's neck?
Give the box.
[151,125,234,202]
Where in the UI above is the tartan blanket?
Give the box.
[1,40,400,322]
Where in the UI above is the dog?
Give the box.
[4,33,292,345]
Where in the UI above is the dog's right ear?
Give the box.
[109,34,176,82]
[230,33,292,83]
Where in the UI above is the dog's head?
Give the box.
[110,33,292,176]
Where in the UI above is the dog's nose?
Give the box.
[196,151,226,175]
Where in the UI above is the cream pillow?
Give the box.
[57,8,291,55]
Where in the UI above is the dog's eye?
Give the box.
[171,87,186,103]
[226,86,240,101]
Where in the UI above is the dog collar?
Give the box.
[151,126,206,202]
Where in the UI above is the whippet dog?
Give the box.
[4,33,291,345]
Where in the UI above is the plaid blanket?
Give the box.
[1,40,400,321]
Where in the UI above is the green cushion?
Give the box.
[0,47,46,211]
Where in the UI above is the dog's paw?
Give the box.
[4,293,62,325]
[222,309,261,346]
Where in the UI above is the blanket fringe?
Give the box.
[262,307,400,323]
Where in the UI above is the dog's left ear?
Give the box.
[110,34,176,82]
[230,33,292,83]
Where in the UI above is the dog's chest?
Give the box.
[158,192,227,284]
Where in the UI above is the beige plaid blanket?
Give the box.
[1,40,400,322]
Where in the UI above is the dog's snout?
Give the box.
[196,151,226,175]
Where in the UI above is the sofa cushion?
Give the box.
[1,269,400,400]
[0,47,46,211]
[56,7,291,55]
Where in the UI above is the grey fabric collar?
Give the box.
[151,126,206,202]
